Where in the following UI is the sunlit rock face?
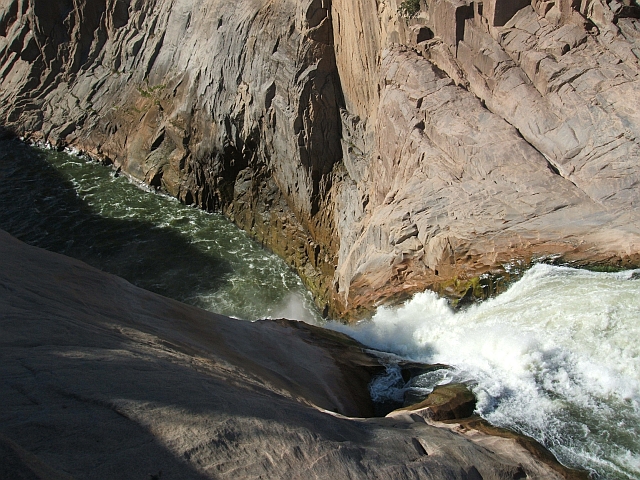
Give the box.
[1,0,639,319]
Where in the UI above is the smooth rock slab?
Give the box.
[0,228,583,479]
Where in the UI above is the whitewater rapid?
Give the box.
[330,264,640,479]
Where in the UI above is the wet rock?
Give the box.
[399,361,451,384]
[399,383,477,421]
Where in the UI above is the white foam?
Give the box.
[270,292,319,324]
[327,264,640,478]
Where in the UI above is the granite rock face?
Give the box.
[0,0,343,313]
[0,228,584,479]
[1,0,639,318]
[330,0,640,315]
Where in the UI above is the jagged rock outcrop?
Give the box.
[1,0,639,318]
[1,228,587,479]
[330,0,640,315]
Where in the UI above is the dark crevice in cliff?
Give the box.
[0,0,18,37]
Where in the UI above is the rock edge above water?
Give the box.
[0,228,585,479]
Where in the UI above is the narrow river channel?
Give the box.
[0,138,322,323]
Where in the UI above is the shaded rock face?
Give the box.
[1,0,639,319]
[0,0,343,314]
[1,228,585,480]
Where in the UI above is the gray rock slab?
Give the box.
[0,228,577,479]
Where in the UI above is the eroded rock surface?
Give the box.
[1,0,639,318]
[331,0,640,316]
[0,228,582,479]
[398,383,477,421]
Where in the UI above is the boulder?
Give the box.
[399,383,477,420]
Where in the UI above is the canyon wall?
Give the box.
[1,0,639,318]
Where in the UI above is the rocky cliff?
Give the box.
[1,0,639,318]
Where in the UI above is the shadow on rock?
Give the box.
[0,135,232,303]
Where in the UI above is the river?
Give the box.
[0,138,322,323]
[1,138,638,479]
[329,265,640,479]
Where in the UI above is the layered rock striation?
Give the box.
[1,0,639,318]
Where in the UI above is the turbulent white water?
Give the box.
[329,264,640,479]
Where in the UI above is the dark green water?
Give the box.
[0,138,322,322]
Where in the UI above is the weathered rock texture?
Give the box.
[398,383,478,421]
[1,0,639,318]
[0,228,586,479]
